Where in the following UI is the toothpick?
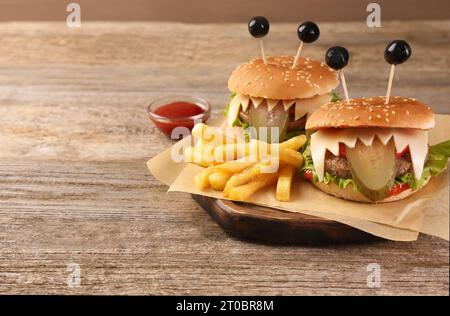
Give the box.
[259,39,267,63]
[339,70,350,104]
[291,41,304,69]
[385,64,395,104]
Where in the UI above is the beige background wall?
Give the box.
[1,0,449,22]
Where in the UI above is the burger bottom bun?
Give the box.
[311,178,430,203]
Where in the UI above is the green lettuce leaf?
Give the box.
[395,140,450,190]
[232,117,250,142]
[330,92,341,102]
[223,92,237,117]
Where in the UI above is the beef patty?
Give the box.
[324,152,413,179]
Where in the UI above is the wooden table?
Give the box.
[0,21,448,295]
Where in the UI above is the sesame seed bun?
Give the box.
[228,56,339,100]
[306,96,435,130]
[312,177,430,203]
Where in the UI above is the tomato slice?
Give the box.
[339,143,346,158]
[395,146,409,159]
[388,183,410,197]
[304,170,313,182]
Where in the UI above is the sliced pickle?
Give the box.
[346,137,396,202]
[249,102,288,142]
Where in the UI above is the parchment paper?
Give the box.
[147,115,450,241]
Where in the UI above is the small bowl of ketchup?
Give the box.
[147,95,211,138]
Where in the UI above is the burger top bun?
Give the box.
[312,178,430,203]
[306,96,435,130]
[228,56,339,100]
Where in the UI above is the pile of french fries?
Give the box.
[184,123,307,202]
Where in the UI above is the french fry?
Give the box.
[212,157,257,174]
[248,139,272,159]
[280,135,307,151]
[279,148,304,169]
[276,165,296,202]
[228,172,279,201]
[191,123,208,139]
[214,142,249,161]
[222,161,271,196]
[194,168,214,190]
[209,172,232,191]
[183,146,205,167]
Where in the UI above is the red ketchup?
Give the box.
[150,102,207,136]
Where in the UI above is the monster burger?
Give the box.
[225,18,339,141]
[303,96,450,203]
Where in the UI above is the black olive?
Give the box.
[297,21,320,43]
[248,16,270,38]
[325,46,349,70]
[384,40,412,65]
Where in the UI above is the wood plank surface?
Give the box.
[0,21,448,295]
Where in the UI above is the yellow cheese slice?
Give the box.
[250,97,264,108]
[267,99,279,111]
[282,100,296,111]
[310,128,429,182]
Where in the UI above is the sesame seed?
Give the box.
[386,118,390,122]
[341,120,345,123]
[406,110,410,115]
[376,115,382,118]
[369,116,373,120]
[244,81,251,86]
[392,111,396,114]
[290,83,295,87]
[354,116,359,120]
[269,76,273,80]
[284,78,289,82]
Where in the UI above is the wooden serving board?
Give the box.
[192,194,381,244]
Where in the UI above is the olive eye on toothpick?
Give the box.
[292,21,320,69]
[248,16,270,63]
[325,46,351,103]
[384,40,412,65]
[384,40,412,104]
[325,46,349,70]
[297,21,320,43]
